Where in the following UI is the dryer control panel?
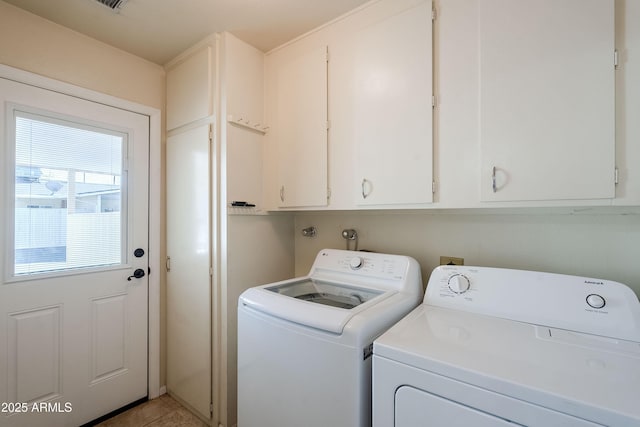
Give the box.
[426,265,640,342]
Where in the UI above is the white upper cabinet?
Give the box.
[272,46,328,208]
[166,45,214,131]
[352,1,433,206]
[479,0,615,202]
[263,0,432,210]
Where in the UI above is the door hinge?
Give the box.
[327,187,332,202]
[432,180,437,194]
[326,46,329,63]
[326,120,331,130]
[210,402,213,416]
[209,124,214,142]
[209,267,213,276]
[432,95,437,108]
[614,167,619,185]
[432,8,437,21]
[614,49,619,69]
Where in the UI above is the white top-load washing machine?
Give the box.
[238,249,423,427]
[373,265,640,427]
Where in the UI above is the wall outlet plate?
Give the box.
[440,256,464,266]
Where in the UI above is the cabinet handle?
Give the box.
[361,179,371,199]
[492,167,497,193]
[280,185,285,202]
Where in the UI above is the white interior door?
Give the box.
[166,125,212,421]
[0,78,149,426]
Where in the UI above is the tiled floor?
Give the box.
[96,394,207,427]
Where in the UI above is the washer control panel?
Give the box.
[426,265,640,342]
[309,249,423,294]
[350,256,365,270]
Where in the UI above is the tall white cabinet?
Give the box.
[165,33,294,427]
[165,40,216,423]
[165,124,212,421]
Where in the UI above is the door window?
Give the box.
[12,110,126,276]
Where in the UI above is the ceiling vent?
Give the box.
[94,0,129,11]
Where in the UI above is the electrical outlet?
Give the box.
[440,256,464,266]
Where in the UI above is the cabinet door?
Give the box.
[479,0,615,202]
[166,45,213,131]
[275,46,328,208]
[354,1,433,206]
[166,125,212,421]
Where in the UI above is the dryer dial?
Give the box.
[586,294,606,309]
[448,274,471,294]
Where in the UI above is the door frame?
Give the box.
[0,64,162,399]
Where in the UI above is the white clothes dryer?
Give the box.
[238,249,423,427]
[373,265,640,427]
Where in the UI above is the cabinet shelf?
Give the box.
[227,114,269,134]
[228,206,269,216]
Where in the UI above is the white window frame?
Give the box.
[8,106,131,280]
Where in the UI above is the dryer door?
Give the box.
[395,386,517,427]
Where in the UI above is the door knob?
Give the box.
[127,268,146,281]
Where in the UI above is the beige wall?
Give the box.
[0,1,164,109]
[0,0,167,386]
[294,209,640,297]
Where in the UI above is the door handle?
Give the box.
[127,268,146,281]
[492,166,497,193]
[361,179,372,199]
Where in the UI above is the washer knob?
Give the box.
[586,294,606,309]
[448,274,471,294]
[350,256,364,270]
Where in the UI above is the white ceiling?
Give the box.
[3,0,371,65]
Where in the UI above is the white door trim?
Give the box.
[0,64,162,400]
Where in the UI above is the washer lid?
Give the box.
[374,305,640,426]
[268,278,383,309]
[240,278,390,334]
